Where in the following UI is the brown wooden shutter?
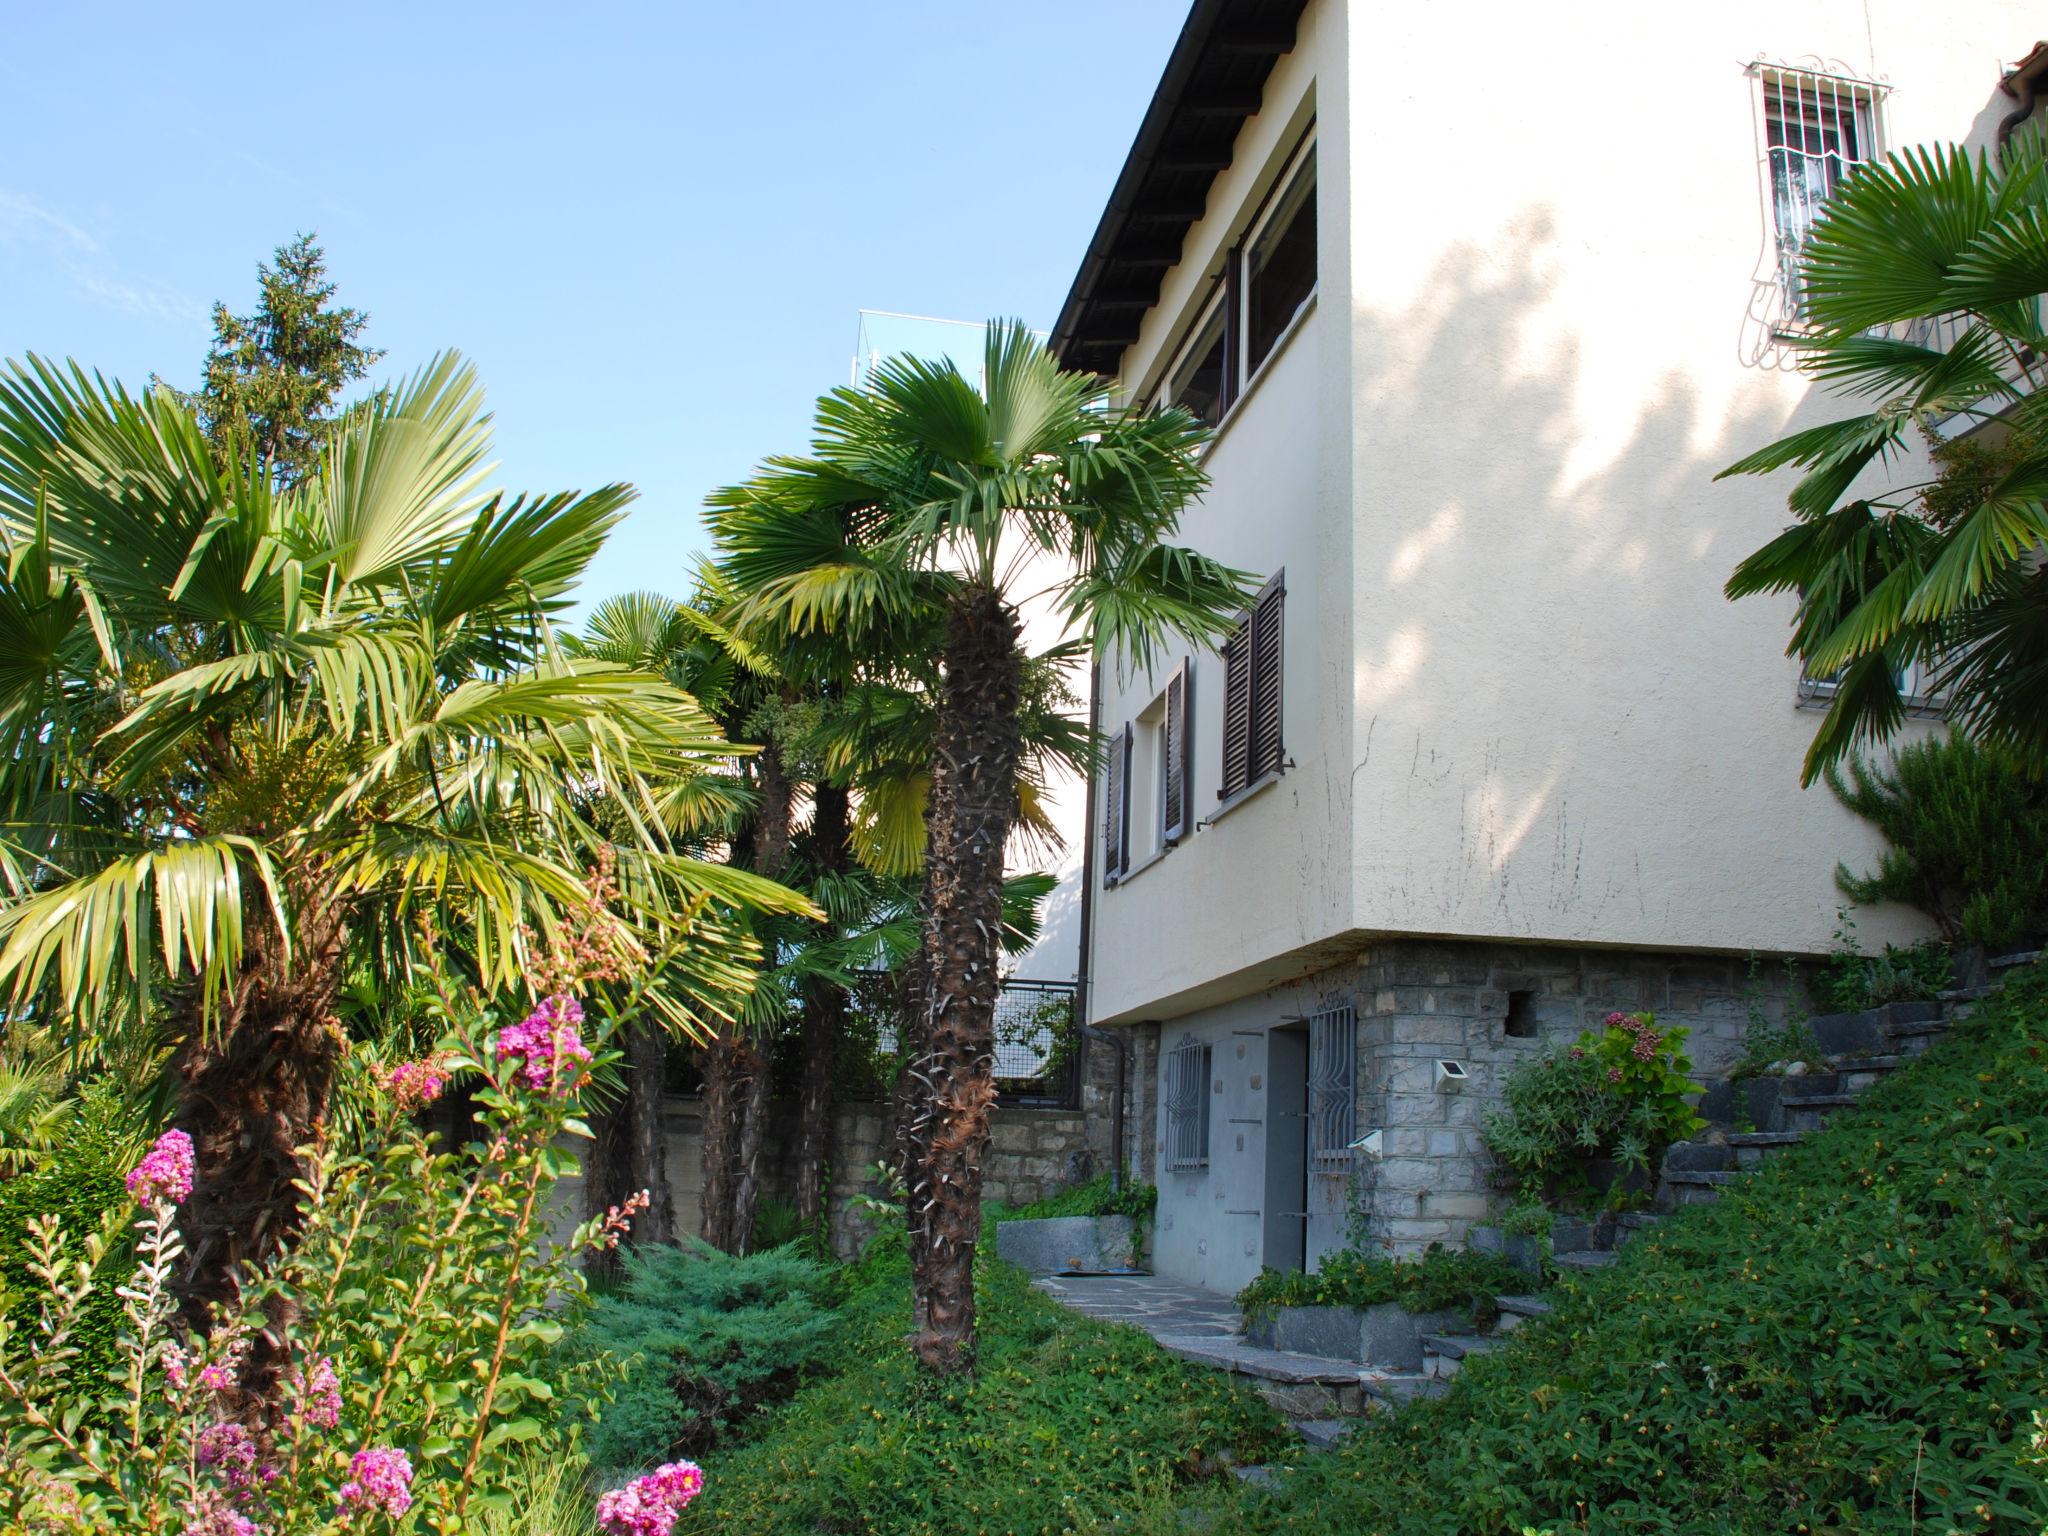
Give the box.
[1249,579,1285,780]
[1162,659,1192,843]
[1219,626,1251,800]
[1103,722,1132,884]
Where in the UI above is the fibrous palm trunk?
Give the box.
[585,1022,675,1277]
[172,876,350,1400]
[793,780,851,1237]
[909,588,1023,1374]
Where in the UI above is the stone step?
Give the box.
[1492,1294,1552,1332]
[1363,1373,1447,1407]
[1290,1418,1356,1451]
[1554,1250,1616,1273]
[1421,1333,1503,1379]
[1153,1334,1429,1419]
[1988,949,2040,971]
[1939,984,1994,1003]
[1727,1130,1805,1167]
[1660,1169,1735,1207]
[1614,1212,1663,1247]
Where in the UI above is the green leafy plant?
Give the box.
[986,1174,1157,1227]
[565,1241,839,1475]
[1815,912,1953,1012]
[1830,734,2048,951]
[672,1251,1283,1534]
[1496,1196,1552,1240]
[1482,1012,1704,1197]
[1733,955,1824,1080]
[1236,1245,1522,1323]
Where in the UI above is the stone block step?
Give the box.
[1154,1334,1436,1419]
[1614,1212,1663,1247]
[1988,950,2041,971]
[1779,1091,1858,1109]
[1940,984,1994,1003]
[1363,1374,1447,1407]
[1554,1250,1616,1272]
[1727,1130,1805,1167]
[1422,1333,1504,1377]
[1291,1418,1356,1451]
[1494,1294,1553,1319]
[1660,1169,1734,1208]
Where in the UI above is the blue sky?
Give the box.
[0,1,1184,608]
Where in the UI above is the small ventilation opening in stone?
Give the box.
[1503,990,1538,1038]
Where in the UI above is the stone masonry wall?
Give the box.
[1349,939,1803,1253]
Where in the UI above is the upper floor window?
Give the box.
[1102,660,1193,886]
[1219,574,1285,803]
[1756,66,1883,318]
[1158,131,1318,425]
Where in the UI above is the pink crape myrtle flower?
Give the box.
[340,1445,414,1518]
[292,1355,343,1431]
[195,1421,266,1492]
[384,1058,449,1112]
[597,1460,705,1536]
[127,1128,196,1204]
[492,993,592,1094]
[179,1489,260,1536]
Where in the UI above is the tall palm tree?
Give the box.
[1724,132,2048,779]
[0,354,805,1329]
[712,322,1252,1371]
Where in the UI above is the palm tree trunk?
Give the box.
[172,884,350,1402]
[793,780,851,1236]
[709,738,796,1253]
[910,588,1023,1374]
[584,1020,675,1274]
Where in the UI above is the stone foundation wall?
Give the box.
[1139,937,1806,1292]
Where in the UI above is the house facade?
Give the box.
[1056,0,2038,1295]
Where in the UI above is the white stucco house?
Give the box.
[1056,0,2042,1295]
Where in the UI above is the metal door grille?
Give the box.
[1165,1035,1211,1170]
[1307,1003,1357,1171]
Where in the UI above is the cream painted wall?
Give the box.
[1088,0,2029,1026]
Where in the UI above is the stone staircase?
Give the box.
[1037,959,2023,1467]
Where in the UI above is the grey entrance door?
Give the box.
[1262,1024,1309,1272]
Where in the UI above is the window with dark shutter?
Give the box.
[1219,575,1284,802]
[1162,659,1192,844]
[1102,722,1132,885]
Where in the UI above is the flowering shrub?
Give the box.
[596,1460,703,1535]
[0,989,688,1534]
[1482,1011,1704,1198]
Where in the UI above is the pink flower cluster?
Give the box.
[1605,1011,1665,1062]
[292,1355,342,1431]
[195,1421,263,1492]
[596,1461,705,1536]
[385,1058,449,1112]
[601,1189,652,1250]
[127,1129,196,1205]
[179,1489,259,1536]
[493,994,592,1094]
[339,1446,413,1518]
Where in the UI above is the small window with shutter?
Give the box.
[1102,722,1132,886]
[1166,1035,1212,1170]
[1220,574,1285,803]
[1162,659,1193,844]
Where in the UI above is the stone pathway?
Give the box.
[1031,1272,1242,1339]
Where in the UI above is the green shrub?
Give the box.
[1815,927,1954,1012]
[1169,964,2048,1536]
[567,1240,840,1474]
[1830,733,2048,950]
[676,1254,1284,1535]
[985,1173,1157,1226]
[1481,1012,1703,1196]
[0,1080,140,1392]
[1236,1244,1522,1323]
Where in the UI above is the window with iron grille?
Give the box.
[1755,66,1884,318]
[1165,1036,1212,1171]
[1220,574,1284,802]
[1307,1003,1357,1171]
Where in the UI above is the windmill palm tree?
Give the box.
[1724,132,2048,779]
[711,321,1252,1371]
[0,354,806,1328]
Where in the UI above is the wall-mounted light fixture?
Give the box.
[1434,1060,1469,1093]
[1347,1128,1384,1160]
